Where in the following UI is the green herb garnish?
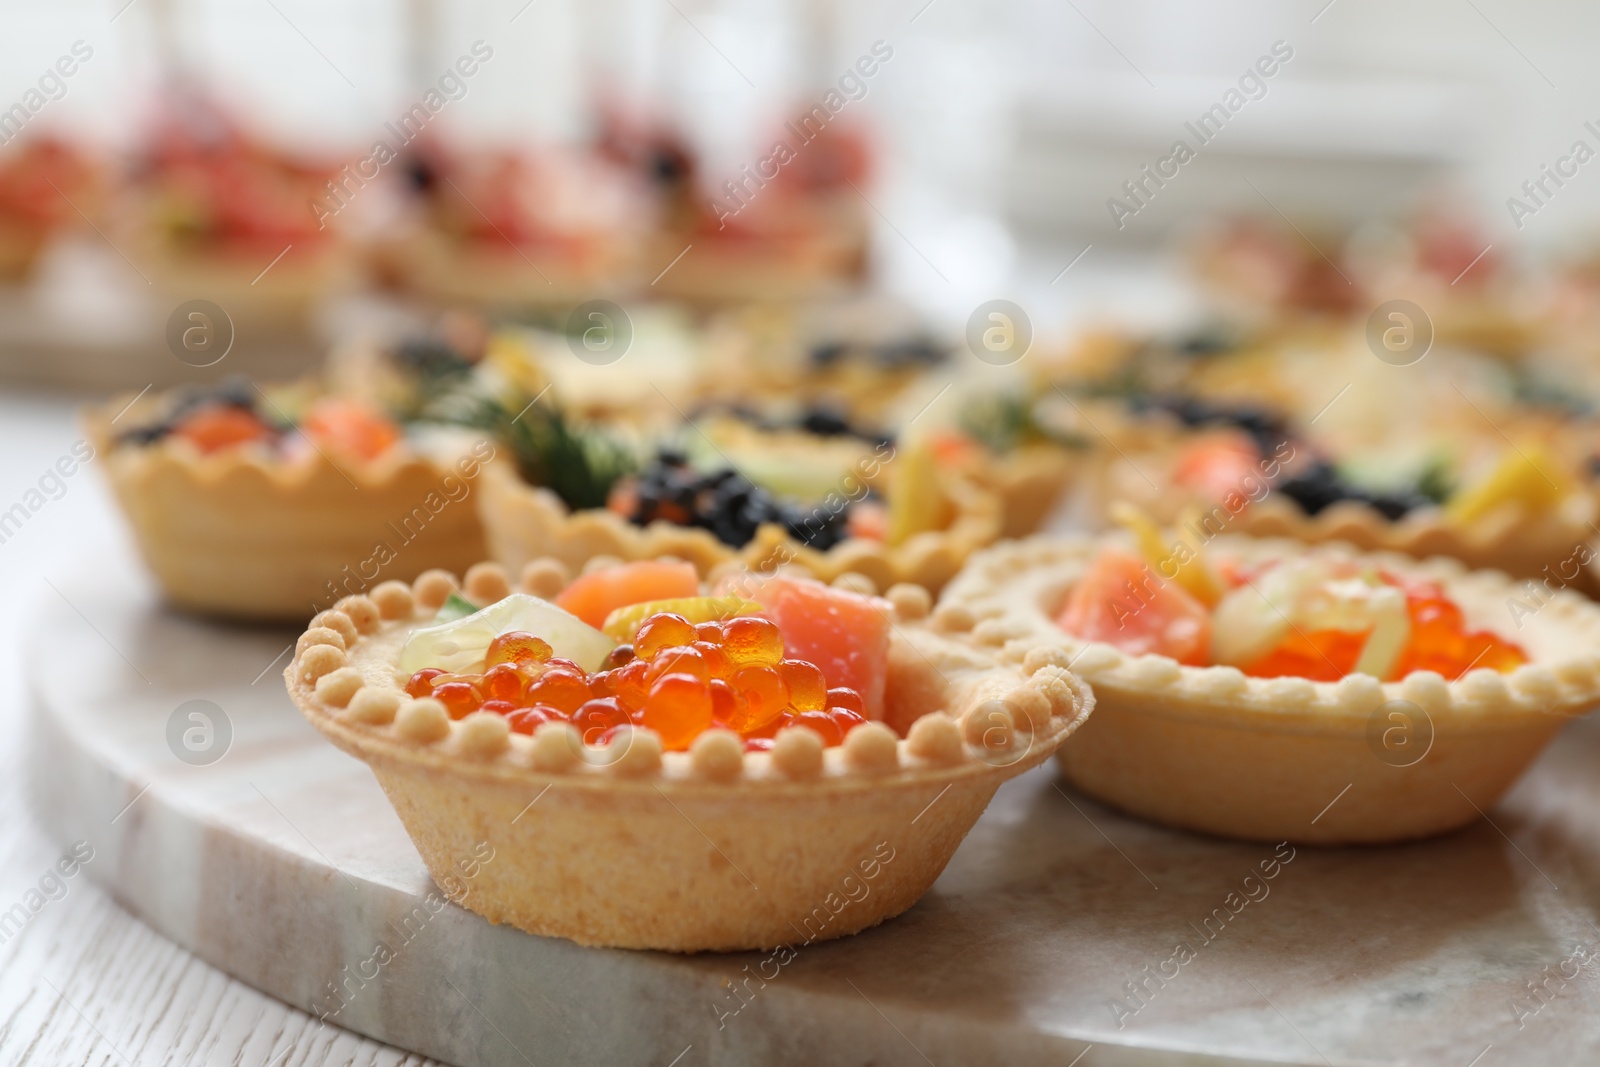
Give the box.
[1414,455,1455,505]
[960,392,1089,453]
[435,592,481,623]
[457,394,638,512]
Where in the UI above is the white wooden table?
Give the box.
[0,390,437,1067]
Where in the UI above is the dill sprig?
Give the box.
[960,392,1088,453]
[455,394,638,512]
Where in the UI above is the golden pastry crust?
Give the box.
[989,444,1080,538]
[86,399,489,622]
[284,559,1092,952]
[940,535,1600,845]
[476,457,1003,594]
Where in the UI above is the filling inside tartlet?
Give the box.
[1055,514,1527,682]
[400,140,648,257]
[357,317,970,553]
[440,381,957,552]
[398,561,890,752]
[0,137,93,236]
[1141,394,1577,528]
[604,441,891,552]
[117,377,404,462]
[140,105,339,256]
[598,406,970,551]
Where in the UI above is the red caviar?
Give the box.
[486,631,553,668]
[1387,576,1528,680]
[399,610,870,752]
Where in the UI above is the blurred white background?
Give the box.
[0,0,1592,333]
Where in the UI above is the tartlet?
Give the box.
[599,113,868,305]
[940,534,1600,844]
[283,559,1092,951]
[89,385,489,621]
[988,443,1081,537]
[648,220,861,305]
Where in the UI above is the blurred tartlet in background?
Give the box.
[470,397,1002,595]
[0,137,99,283]
[87,377,488,622]
[1054,326,1600,590]
[601,109,871,304]
[117,97,355,331]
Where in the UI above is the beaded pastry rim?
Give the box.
[285,558,1094,790]
[937,534,1600,725]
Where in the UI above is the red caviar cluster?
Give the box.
[403,612,869,752]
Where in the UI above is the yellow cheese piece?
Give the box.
[601,596,764,643]
[1110,502,1225,606]
[1445,446,1570,525]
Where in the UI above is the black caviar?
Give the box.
[617,449,855,551]
[1278,461,1430,521]
[116,375,264,446]
[1135,395,1290,456]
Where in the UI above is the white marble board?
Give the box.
[27,544,1600,1066]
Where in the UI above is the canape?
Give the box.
[599,111,868,304]
[939,525,1600,844]
[284,558,1092,951]
[89,378,489,621]
[648,194,861,304]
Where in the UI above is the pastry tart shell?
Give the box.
[476,458,1004,594]
[990,443,1081,538]
[940,535,1600,845]
[87,402,489,622]
[284,560,1093,952]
